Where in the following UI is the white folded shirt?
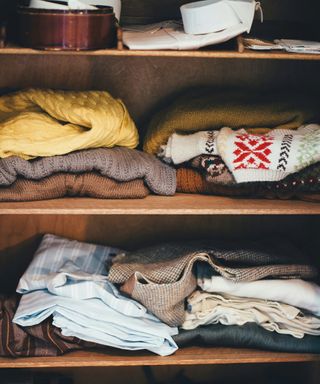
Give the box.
[197,273,320,317]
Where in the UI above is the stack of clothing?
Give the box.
[11,234,178,357]
[108,239,320,353]
[0,89,176,201]
[3,234,320,357]
[144,88,320,201]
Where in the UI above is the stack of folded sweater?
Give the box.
[0,89,176,201]
[108,239,320,353]
[144,88,320,201]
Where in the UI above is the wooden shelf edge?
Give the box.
[0,195,319,215]
[0,348,319,368]
[0,45,319,61]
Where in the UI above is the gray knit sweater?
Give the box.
[0,147,176,196]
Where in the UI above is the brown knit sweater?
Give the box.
[0,173,150,201]
[0,147,176,196]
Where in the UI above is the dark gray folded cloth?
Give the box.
[174,323,320,354]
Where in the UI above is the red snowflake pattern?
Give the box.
[233,134,274,170]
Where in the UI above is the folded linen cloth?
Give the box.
[217,124,320,183]
[108,240,317,326]
[0,89,139,159]
[14,235,178,356]
[0,294,96,357]
[174,323,320,353]
[143,88,320,155]
[197,273,320,317]
[176,161,320,199]
[0,173,150,201]
[182,291,320,338]
[0,147,176,195]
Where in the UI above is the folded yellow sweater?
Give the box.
[0,89,139,159]
[143,88,320,155]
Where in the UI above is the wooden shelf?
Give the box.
[0,194,319,215]
[0,347,319,368]
[0,45,319,61]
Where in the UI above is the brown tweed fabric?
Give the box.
[0,173,150,201]
[121,257,200,327]
[108,240,317,326]
[0,147,176,196]
[0,295,96,357]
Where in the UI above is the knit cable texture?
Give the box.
[0,147,176,196]
[0,89,139,159]
[0,173,150,201]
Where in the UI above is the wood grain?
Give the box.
[0,348,319,368]
[0,195,319,215]
[1,45,320,61]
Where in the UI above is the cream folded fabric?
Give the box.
[0,89,139,159]
[197,274,320,317]
[183,291,320,339]
[159,131,219,164]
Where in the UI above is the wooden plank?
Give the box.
[0,45,320,61]
[0,195,319,215]
[0,348,319,368]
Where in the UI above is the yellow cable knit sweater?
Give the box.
[0,89,139,159]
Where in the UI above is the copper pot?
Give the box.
[17,6,117,50]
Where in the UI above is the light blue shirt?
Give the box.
[14,234,178,356]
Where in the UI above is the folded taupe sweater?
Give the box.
[0,173,149,201]
[108,240,318,326]
[0,147,176,196]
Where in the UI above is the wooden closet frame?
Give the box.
[0,1,320,375]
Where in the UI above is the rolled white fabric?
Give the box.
[80,0,121,20]
[181,0,240,35]
[181,0,257,35]
[29,0,68,9]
